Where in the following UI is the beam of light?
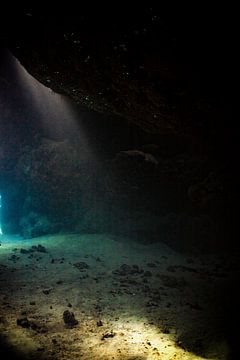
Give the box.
[8,51,94,159]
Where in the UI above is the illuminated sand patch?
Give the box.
[1,316,226,360]
[79,318,210,359]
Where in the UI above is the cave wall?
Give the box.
[0,8,237,254]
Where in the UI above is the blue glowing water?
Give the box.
[0,194,2,235]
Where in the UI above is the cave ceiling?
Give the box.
[0,7,235,145]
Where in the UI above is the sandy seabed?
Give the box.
[0,233,238,360]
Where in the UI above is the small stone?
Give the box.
[101,331,115,340]
[162,326,170,334]
[73,262,90,271]
[43,288,52,295]
[37,347,45,352]
[30,245,44,252]
[17,317,31,328]
[147,263,157,268]
[20,248,29,254]
[63,310,78,328]
[146,301,158,307]
[113,264,143,276]
[9,254,20,262]
[132,264,140,270]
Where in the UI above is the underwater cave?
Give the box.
[0,7,238,360]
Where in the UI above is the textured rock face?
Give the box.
[0,10,237,253]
